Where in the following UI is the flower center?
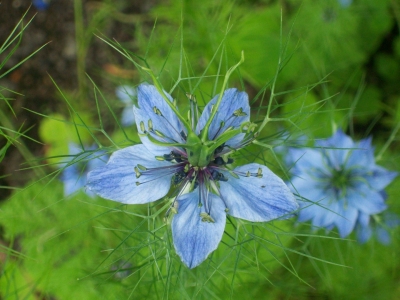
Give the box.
[330,167,351,191]
[185,132,214,167]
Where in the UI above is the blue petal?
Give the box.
[64,176,85,196]
[289,175,326,200]
[134,84,186,155]
[333,205,358,238]
[289,148,326,175]
[376,226,391,245]
[121,106,135,127]
[33,0,49,10]
[133,106,176,156]
[346,136,375,168]
[312,200,340,228]
[219,164,298,222]
[172,191,226,268]
[87,144,174,204]
[316,130,354,170]
[338,0,352,7]
[364,166,398,191]
[357,211,370,228]
[347,188,387,215]
[196,89,249,145]
[356,220,372,244]
[116,85,136,104]
[87,150,109,170]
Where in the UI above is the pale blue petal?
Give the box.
[172,191,226,269]
[376,227,391,245]
[347,137,374,168]
[316,130,354,169]
[87,144,174,204]
[196,89,249,145]
[33,0,49,10]
[289,148,325,175]
[290,175,333,225]
[133,106,176,156]
[301,203,327,226]
[121,106,135,127]
[219,164,298,222]
[334,205,358,238]
[134,84,186,152]
[338,0,352,8]
[347,188,386,215]
[64,177,85,196]
[364,166,398,191]
[289,174,327,201]
[116,85,136,104]
[358,211,370,228]
[297,202,318,223]
[312,200,340,228]
[60,144,107,197]
[356,225,371,244]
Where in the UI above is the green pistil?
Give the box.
[200,52,244,143]
[186,132,213,167]
[330,168,351,191]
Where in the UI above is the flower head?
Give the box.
[116,85,137,127]
[61,143,108,197]
[356,210,400,245]
[87,84,298,268]
[33,0,50,11]
[338,0,352,8]
[288,130,397,237]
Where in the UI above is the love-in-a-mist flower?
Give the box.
[33,0,50,11]
[338,0,352,8]
[61,143,108,197]
[87,84,298,268]
[116,85,137,127]
[356,210,400,245]
[288,130,397,238]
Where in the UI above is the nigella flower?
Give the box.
[288,130,398,238]
[356,210,400,245]
[273,131,307,172]
[116,85,136,127]
[61,143,108,197]
[33,0,50,11]
[338,0,352,8]
[87,84,298,268]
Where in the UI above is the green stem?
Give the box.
[0,108,45,177]
[376,122,400,162]
[200,51,244,143]
[140,67,192,131]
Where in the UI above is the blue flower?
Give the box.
[338,0,352,8]
[116,85,136,127]
[87,84,298,268]
[32,0,50,11]
[288,130,397,238]
[61,143,108,197]
[356,210,400,245]
[273,131,308,172]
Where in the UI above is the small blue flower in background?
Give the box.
[338,0,352,8]
[356,211,400,245]
[288,130,397,238]
[116,85,136,127]
[32,0,50,11]
[87,84,298,268]
[61,143,108,197]
[273,131,307,172]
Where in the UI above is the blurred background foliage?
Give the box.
[0,0,399,299]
